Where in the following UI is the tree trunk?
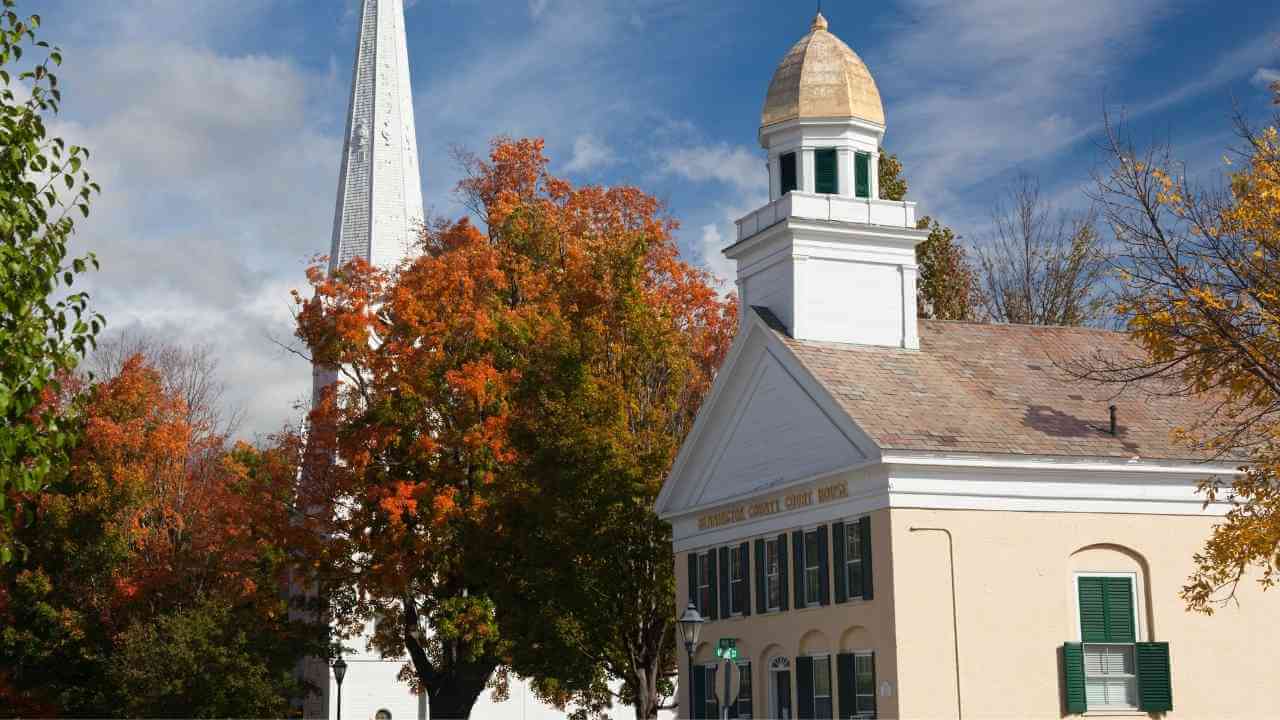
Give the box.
[630,653,663,720]
[424,665,492,720]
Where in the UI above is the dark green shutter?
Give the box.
[868,652,877,717]
[836,653,855,720]
[1079,577,1133,642]
[855,152,870,198]
[739,541,751,616]
[719,546,731,618]
[778,533,790,612]
[754,538,766,614]
[706,550,718,620]
[1078,577,1105,641]
[859,516,873,601]
[780,152,798,195]
[817,525,830,605]
[1104,578,1135,642]
[792,529,805,609]
[687,553,698,608]
[815,149,837,194]
[1062,642,1086,714]
[832,522,847,604]
[706,666,718,720]
[797,656,815,720]
[1136,642,1173,712]
[692,663,706,719]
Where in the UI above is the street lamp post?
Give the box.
[332,656,348,720]
[677,603,705,720]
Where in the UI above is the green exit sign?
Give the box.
[714,638,738,660]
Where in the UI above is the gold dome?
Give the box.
[761,12,885,128]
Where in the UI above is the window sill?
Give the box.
[1083,710,1145,717]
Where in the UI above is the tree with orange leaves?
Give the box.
[1072,109,1280,614]
[295,137,736,718]
[0,355,324,714]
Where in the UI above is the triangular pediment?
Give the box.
[657,314,873,517]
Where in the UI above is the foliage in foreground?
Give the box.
[0,0,102,561]
[1077,111,1280,613]
[0,356,323,715]
[296,137,736,719]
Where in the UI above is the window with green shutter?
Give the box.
[1062,575,1171,715]
[780,152,798,195]
[837,652,877,718]
[855,152,870,198]
[815,149,837,195]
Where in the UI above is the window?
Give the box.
[812,655,833,719]
[765,538,781,611]
[854,152,870,198]
[697,552,713,618]
[1083,644,1137,709]
[804,529,822,606]
[1077,575,1139,710]
[844,524,863,599]
[780,152,798,195]
[837,651,876,719]
[854,654,876,718]
[1063,573,1172,715]
[729,545,746,615]
[814,148,837,194]
[375,711,392,720]
[735,661,753,719]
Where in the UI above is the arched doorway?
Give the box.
[769,655,792,719]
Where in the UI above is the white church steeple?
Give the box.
[329,0,424,273]
[729,12,928,349]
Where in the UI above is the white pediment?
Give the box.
[656,312,872,518]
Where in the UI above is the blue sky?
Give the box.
[25,0,1280,438]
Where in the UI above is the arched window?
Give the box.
[374,710,392,720]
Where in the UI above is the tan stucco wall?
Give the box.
[889,508,1280,719]
[675,509,899,718]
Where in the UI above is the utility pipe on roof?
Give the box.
[910,526,962,720]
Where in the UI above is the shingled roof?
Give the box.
[753,307,1222,461]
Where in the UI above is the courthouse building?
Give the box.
[655,12,1279,720]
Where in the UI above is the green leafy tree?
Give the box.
[915,216,978,321]
[108,598,305,718]
[878,149,908,201]
[0,0,102,561]
[875,150,980,321]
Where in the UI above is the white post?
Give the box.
[801,148,816,193]
[870,149,881,200]
[836,147,852,197]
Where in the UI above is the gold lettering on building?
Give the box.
[695,480,849,531]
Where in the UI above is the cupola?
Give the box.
[727,13,927,349]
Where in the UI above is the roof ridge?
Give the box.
[919,317,1126,335]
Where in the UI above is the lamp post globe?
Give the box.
[678,602,705,718]
[332,656,348,720]
[678,602,705,654]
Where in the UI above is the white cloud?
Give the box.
[1253,67,1280,88]
[564,134,616,173]
[663,143,763,192]
[529,0,549,19]
[50,17,336,439]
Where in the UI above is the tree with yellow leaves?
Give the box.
[1077,112,1280,613]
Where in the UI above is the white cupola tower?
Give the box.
[728,12,928,348]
